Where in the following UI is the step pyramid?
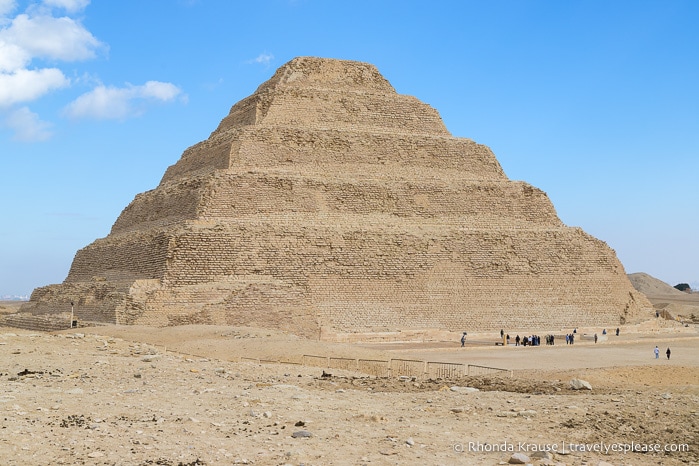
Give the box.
[20,57,652,338]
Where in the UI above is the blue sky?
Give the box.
[1,0,697,297]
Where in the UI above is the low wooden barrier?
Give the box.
[467,364,513,377]
[390,358,425,377]
[302,354,329,368]
[426,361,465,378]
[328,357,357,371]
[357,359,390,377]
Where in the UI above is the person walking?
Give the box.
[654,346,659,359]
[461,332,466,347]
[666,348,671,360]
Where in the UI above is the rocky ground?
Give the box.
[1,324,697,466]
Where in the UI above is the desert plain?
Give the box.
[1,281,698,466]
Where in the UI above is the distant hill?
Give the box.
[627,273,691,298]
[628,272,699,322]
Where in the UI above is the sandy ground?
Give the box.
[1,321,698,466]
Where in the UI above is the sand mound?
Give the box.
[628,272,688,298]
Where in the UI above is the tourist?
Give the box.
[500,329,504,338]
[654,346,659,359]
[594,333,598,344]
[666,348,671,360]
[506,334,510,345]
[570,334,574,345]
[461,332,466,347]
[565,334,569,345]
[616,327,620,336]
[515,335,520,346]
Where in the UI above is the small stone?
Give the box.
[508,452,530,464]
[405,437,415,446]
[569,378,592,390]
[661,393,672,399]
[450,386,479,393]
[291,430,312,438]
[530,450,552,459]
[87,451,104,458]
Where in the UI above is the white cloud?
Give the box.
[42,0,90,13]
[1,13,104,64]
[0,2,184,139]
[141,80,182,101]
[0,67,69,107]
[0,0,17,17]
[0,40,29,72]
[249,52,274,67]
[0,2,103,113]
[4,106,53,141]
[63,81,184,120]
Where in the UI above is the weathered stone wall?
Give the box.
[65,230,170,282]
[111,178,204,233]
[196,174,560,226]
[233,129,504,178]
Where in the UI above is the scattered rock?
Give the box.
[530,450,552,459]
[291,430,312,438]
[569,379,592,390]
[450,386,479,393]
[508,452,530,464]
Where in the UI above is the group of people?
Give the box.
[654,346,671,360]
[513,334,541,346]
[462,329,675,361]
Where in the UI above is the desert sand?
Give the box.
[3,276,699,466]
[1,310,698,466]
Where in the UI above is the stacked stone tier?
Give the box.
[161,127,503,184]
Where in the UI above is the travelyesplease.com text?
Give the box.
[455,441,690,455]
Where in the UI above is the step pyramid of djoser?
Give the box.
[110,170,562,234]
[19,57,653,335]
